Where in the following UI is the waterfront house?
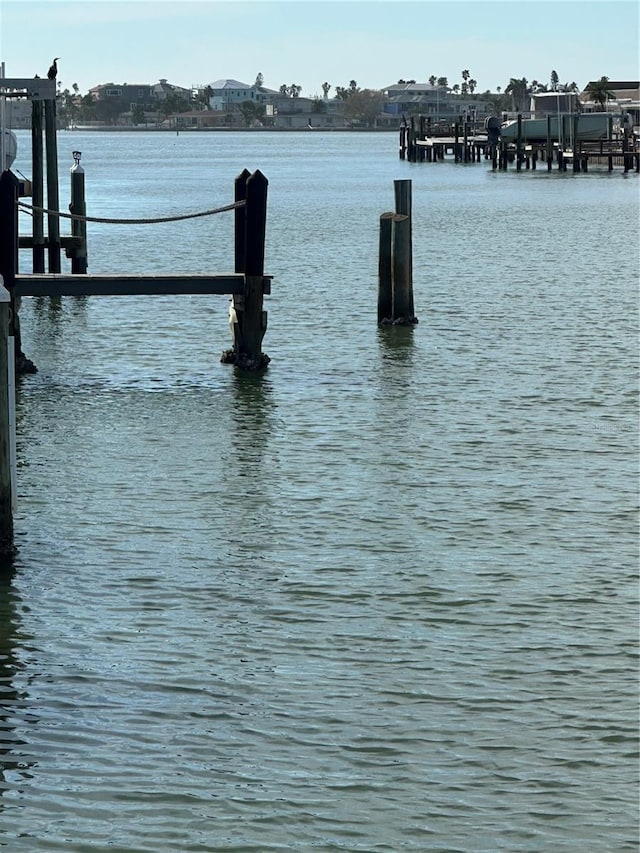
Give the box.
[207,79,279,112]
[580,80,640,127]
[269,96,348,129]
[87,82,157,112]
[380,81,490,127]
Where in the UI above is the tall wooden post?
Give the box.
[516,114,523,171]
[394,178,413,301]
[234,168,250,274]
[70,151,87,274]
[223,169,269,369]
[0,170,33,374]
[377,211,394,323]
[0,171,17,294]
[31,100,45,272]
[391,214,413,322]
[0,275,13,558]
[44,97,60,273]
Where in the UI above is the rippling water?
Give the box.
[1,130,638,851]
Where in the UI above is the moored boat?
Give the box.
[500,113,612,142]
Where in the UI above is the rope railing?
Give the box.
[17,198,245,225]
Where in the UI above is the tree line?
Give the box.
[53,69,619,129]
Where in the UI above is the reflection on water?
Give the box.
[376,323,416,364]
[0,558,32,806]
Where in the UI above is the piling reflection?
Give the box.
[223,370,280,570]
[0,557,32,807]
[228,370,276,462]
[377,324,416,366]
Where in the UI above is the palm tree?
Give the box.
[505,77,530,112]
[585,76,615,110]
[428,75,437,86]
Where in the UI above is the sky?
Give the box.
[1,0,638,98]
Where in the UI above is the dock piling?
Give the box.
[69,151,87,274]
[378,180,417,326]
[44,97,60,273]
[0,275,14,558]
[223,168,269,369]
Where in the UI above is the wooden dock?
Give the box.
[399,113,640,173]
[13,272,271,298]
[0,74,276,556]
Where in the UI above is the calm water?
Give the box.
[1,130,638,852]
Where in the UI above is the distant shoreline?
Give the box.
[61,125,397,133]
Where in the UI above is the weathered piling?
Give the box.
[0,170,33,374]
[44,97,60,273]
[391,214,414,322]
[0,171,17,294]
[31,99,45,272]
[378,180,417,326]
[222,168,270,369]
[69,151,87,274]
[377,211,394,323]
[0,276,14,558]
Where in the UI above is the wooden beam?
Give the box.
[14,273,271,298]
[0,78,56,100]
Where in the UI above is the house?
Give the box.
[580,80,640,126]
[87,82,157,112]
[381,82,488,123]
[165,111,232,129]
[152,78,192,103]
[207,79,279,112]
[270,96,347,129]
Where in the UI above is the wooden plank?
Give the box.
[18,236,83,249]
[13,273,272,298]
[0,78,56,100]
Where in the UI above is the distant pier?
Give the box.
[399,114,640,173]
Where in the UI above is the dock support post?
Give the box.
[223,169,269,369]
[44,97,61,273]
[0,275,14,558]
[394,178,412,294]
[0,170,35,375]
[31,100,45,273]
[391,214,415,323]
[516,114,523,171]
[392,179,416,325]
[377,212,394,323]
[70,152,87,274]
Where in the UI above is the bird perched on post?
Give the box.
[47,58,59,80]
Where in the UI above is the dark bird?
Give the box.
[47,58,59,80]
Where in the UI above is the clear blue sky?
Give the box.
[1,0,638,97]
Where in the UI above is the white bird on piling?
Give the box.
[228,300,238,341]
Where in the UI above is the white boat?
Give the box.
[500,113,611,142]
